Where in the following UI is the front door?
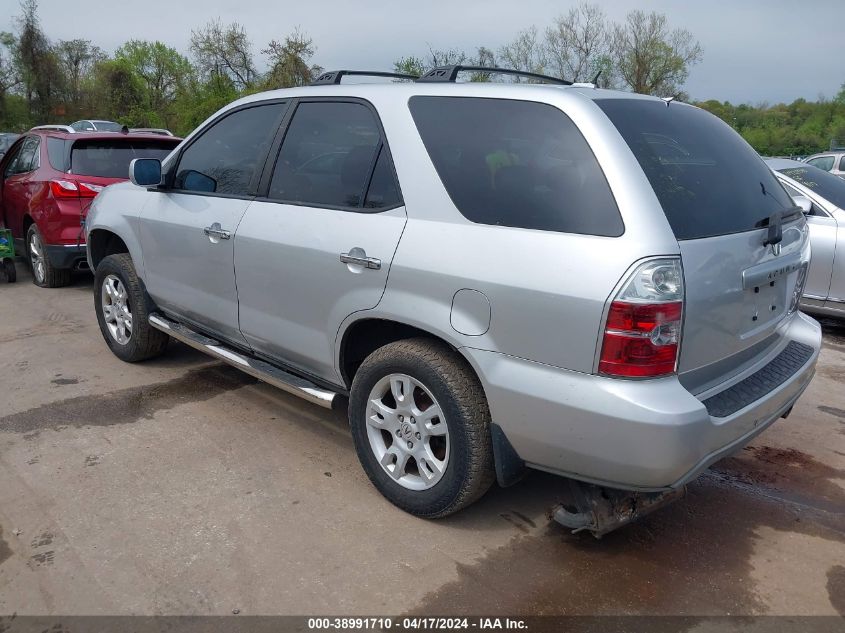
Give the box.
[235,100,407,383]
[138,101,288,344]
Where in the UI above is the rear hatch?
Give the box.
[69,136,179,193]
[597,99,808,392]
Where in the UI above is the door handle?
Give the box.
[203,223,231,240]
[340,250,381,270]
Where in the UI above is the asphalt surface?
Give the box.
[0,265,844,616]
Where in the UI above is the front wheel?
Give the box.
[349,338,495,518]
[94,253,169,362]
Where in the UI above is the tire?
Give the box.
[27,224,71,288]
[3,259,15,283]
[94,253,169,362]
[349,338,495,518]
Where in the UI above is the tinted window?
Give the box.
[2,142,23,177]
[71,139,179,178]
[410,96,623,236]
[47,137,68,171]
[7,137,39,175]
[176,103,285,196]
[365,146,401,209]
[839,156,845,171]
[807,156,835,171]
[269,102,383,208]
[597,99,795,240]
[779,165,845,210]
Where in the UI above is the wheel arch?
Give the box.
[88,228,130,271]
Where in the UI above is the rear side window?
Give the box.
[597,99,795,240]
[268,101,399,209]
[175,102,286,196]
[839,156,845,171]
[409,96,623,236]
[71,139,179,178]
[47,137,68,171]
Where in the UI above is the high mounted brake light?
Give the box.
[599,258,684,378]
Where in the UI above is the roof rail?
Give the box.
[129,128,174,136]
[311,70,419,86]
[417,65,572,86]
[30,124,75,133]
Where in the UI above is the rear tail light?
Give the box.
[788,263,808,314]
[50,179,103,199]
[599,258,684,378]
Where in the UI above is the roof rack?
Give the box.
[417,65,572,85]
[311,70,419,86]
[129,128,174,136]
[30,124,75,133]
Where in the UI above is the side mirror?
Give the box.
[129,158,162,187]
[791,195,812,214]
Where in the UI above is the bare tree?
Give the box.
[544,3,613,85]
[55,38,103,107]
[498,27,546,81]
[612,10,702,98]
[262,29,321,88]
[190,18,256,90]
[394,46,494,80]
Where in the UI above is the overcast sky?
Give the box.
[2,0,841,104]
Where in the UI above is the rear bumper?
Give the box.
[45,243,88,270]
[462,311,821,491]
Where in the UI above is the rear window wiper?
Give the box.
[758,206,801,247]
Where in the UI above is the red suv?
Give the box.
[0,126,181,287]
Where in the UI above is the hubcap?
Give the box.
[101,274,132,345]
[365,373,450,491]
[29,233,45,284]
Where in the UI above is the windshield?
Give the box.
[779,164,845,210]
[597,99,795,240]
[71,139,179,178]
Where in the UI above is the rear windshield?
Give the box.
[71,139,179,178]
[597,99,795,240]
[409,96,623,237]
[778,165,845,210]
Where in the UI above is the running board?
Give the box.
[148,313,339,409]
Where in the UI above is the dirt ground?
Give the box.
[0,266,844,617]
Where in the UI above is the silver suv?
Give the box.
[85,67,821,526]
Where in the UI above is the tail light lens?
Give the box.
[788,263,808,314]
[599,258,684,378]
[50,179,103,199]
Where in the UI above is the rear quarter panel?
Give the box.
[85,181,151,279]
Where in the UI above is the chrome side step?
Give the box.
[148,313,339,409]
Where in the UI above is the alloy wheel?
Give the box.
[101,274,132,345]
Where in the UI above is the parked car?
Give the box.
[85,68,821,530]
[804,151,845,178]
[767,157,845,317]
[0,133,20,158]
[69,120,126,133]
[0,127,180,287]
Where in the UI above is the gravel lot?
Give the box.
[0,266,844,616]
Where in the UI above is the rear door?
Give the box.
[598,99,810,391]
[235,99,406,383]
[138,101,288,345]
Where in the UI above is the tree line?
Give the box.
[0,0,843,156]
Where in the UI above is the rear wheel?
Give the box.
[349,338,495,518]
[94,253,169,362]
[27,224,70,288]
[3,259,15,283]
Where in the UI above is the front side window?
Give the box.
[839,156,845,171]
[807,156,835,171]
[409,96,623,236]
[174,102,286,196]
[269,101,397,209]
